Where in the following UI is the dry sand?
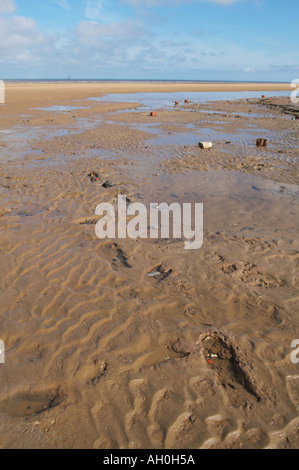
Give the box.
[0,82,298,449]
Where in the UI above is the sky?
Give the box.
[0,0,298,81]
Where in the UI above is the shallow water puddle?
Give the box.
[87,90,291,111]
[138,169,299,244]
[146,126,261,146]
[32,105,90,112]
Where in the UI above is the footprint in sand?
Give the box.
[220,260,282,288]
[201,332,260,402]
[0,388,62,417]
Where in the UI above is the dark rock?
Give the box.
[256,138,267,147]
[102,180,115,188]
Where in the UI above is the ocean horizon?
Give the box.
[3,78,290,84]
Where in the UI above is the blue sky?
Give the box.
[0,0,298,81]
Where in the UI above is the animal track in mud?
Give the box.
[221,263,238,274]
[201,332,260,402]
[241,237,273,251]
[0,388,62,417]
[220,261,281,288]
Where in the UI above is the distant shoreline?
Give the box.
[4,81,291,105]
[3,79,290,85]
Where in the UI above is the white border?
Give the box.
[0,340,5,364]
[0,80,5,104]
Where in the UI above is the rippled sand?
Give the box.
[0,83,298,449]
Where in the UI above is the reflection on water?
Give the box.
[138,170,299,247]
[32,105,90,112]
[87,91,291,110]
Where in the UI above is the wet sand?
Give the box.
[0,83,298,449]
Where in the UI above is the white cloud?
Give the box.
[0,0,16,14]
[84,0,104,20]
[0,16,45,53]
[0,12,53,68]
[84,0,119,22]
[0,0,295,81]
[52,0,71,10]
[77,19,149,45]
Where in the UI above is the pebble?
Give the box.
[199,142,213,149]
[102,181,115,188]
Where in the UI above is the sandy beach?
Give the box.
[0,82,298,449]
[4,81,291,104]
